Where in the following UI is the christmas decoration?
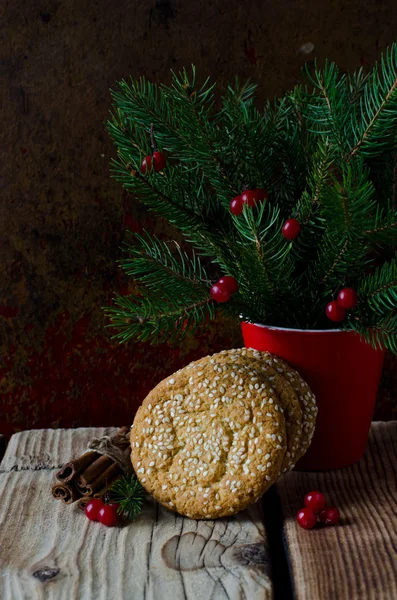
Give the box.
[218,275,239,294]
[84,498,104,521]
[281,218,301,240]
[337,288,358,309]
[98,504,119,527]
[106,51,397,353]
[319,506,340,526]
[297,491,341,529]
[141,156,152,174]
[108,474,146,521]
[152,150,167,171]
[304,490,326,513]
[326,301,346,322]
[230,195,244,215]
[210,282,231,303]
[241,188,268,207]
[52,428,131,507]
[296,507,317,530]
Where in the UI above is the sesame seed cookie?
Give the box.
[260,354,317,460]
[194,349,304,474]
[230,349,304,473]
[130,352,287,519]
[237,348,317,461]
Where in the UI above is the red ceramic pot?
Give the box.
[241,322,385,470]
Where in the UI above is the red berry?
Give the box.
[230,195,244,216]
[141,156,153,174]
[210,283,231,303]
[282,218,301,240]
[241,190,257,207]
[84,498,104,522]
[251,188,268,202]
[304,491,326,513]
[98,504,119,527]
[217,276,239,295]
[153,151,166,172]
[318,506,340,526]
[337,288,358,310]
[296,507,317,530]
[326,300,346,322]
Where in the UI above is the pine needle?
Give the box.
[108,474,146,521]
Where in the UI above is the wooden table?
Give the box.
[0,423,396,599]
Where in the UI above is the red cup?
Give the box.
[241,322,385,470]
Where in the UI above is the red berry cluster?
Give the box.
[326,287,358,323]
[230,188,268,216]
[141,151,167,174]
[84,498,119,527]
[210,275,239,303]
[296,490,340,530]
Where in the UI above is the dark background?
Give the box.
[1,0,397,437]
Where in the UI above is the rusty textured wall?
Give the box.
[1,0,397,437]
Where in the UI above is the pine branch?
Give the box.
[106,56,397,352]
[105,291,215,345]
[109,474,146,521]
[120,232,212,295]
[349,43,397,158]
[303,60,350,154]
[359,259,397,314]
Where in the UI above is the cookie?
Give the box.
[232,349,304,472]
[194,349,304,474]
[131,351,287,519]
[261,354,317,459]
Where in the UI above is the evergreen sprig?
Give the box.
[106,48,397,353]
[108,474,146,521]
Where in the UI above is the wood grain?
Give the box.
[276,421,397,600]
[0,435,5,461]
[0,428,272,600]
[0,427,115,472]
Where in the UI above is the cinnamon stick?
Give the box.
[76,474,122,511]
[52,427,130,506]
[75,455,113,491]
[76,462,122,496]
[52,481,81,504]
[55,451,99,483]
[110,426,131,450]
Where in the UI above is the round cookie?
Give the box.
[131,352,287,519]
[231,349,304,473]
[262,354,317,459]
[194,349,304,474]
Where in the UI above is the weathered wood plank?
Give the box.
[0,427,116,471]
[0,428,272,600]
[276,421,397,600]
[0,435,5,461]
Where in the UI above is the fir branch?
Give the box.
[120,232,212,295]
[107,56,397,352]
[359,259,397,314]
[105,291,215,345]
[109,474,146,521]
[349,43,397,158]
[303,60,350,154]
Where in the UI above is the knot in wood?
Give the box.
[32,567,60,582]
[236,543,269,567]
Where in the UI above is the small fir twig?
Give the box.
[108,474,146,521]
